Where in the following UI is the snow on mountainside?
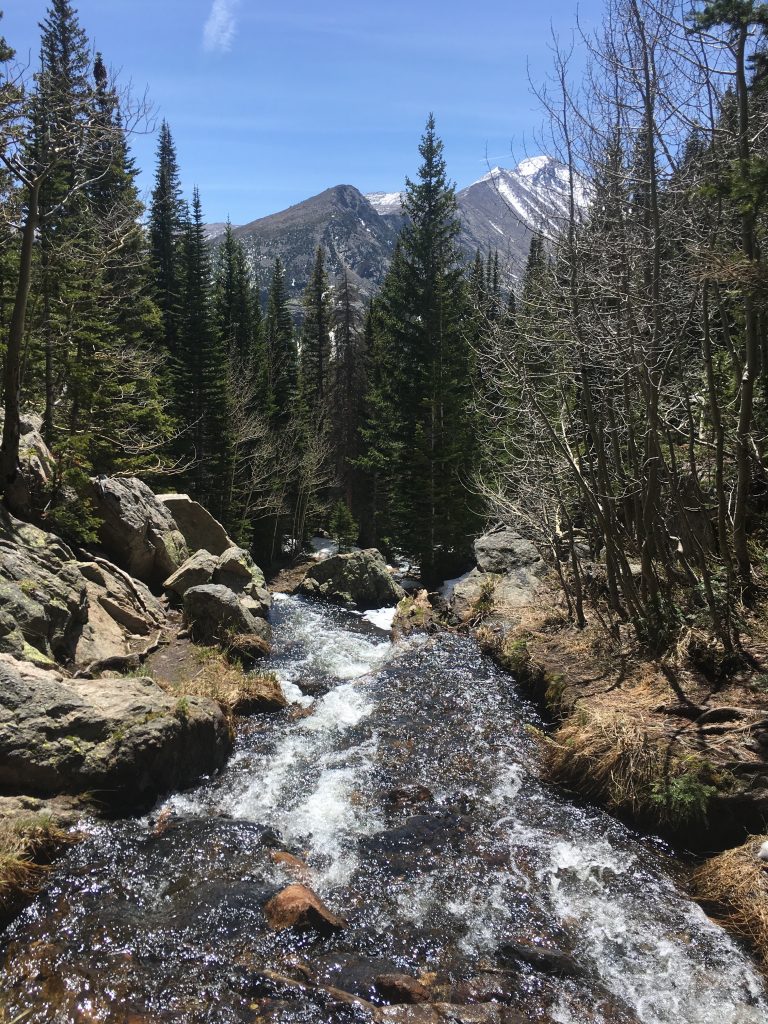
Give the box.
[365,191,406,216]
[456,155,589,282]
[212,156,587,304]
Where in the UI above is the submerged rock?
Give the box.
[374,973,431,1005]
[376,1005,528,1023]
[496,938,583,978]
[156,492,234,555]
[263,883,346,933]
[0,653,231,807]
[300,548,406,610]
[86,476,188,589]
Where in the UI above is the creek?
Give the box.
[1,594,766,1023]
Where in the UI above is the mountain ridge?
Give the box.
[210,156,585,304]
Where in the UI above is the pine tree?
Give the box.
[149,121,185,357]
[298,247,332,422]
[360,115,479,579]
[30,0,93,444]
[262,257,297,424]
[177,187,232,517]
[331,269,367,505]
[215,221,259,366]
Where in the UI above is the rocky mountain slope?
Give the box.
[211,156,586,305]
[229,185,400,306]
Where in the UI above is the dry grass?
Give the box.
[0,816,75,913]
[693,837,768,971]
[543,706,717,825]
[164,646,286,716]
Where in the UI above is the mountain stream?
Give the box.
[1,594,766,1023]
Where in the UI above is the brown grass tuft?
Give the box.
[543,707,717,826]
[693,837,768,971]
[163,647,286,716]
[0,816,75,911]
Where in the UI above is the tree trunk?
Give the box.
[1,179,41,503]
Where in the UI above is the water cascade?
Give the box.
[1,594,765,1023]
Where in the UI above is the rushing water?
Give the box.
[1,594,767,1023]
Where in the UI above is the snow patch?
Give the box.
[362,606,397,631]
[517,155,552,176]
[440,570,472,600]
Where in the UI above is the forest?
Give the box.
[1,0,768,658]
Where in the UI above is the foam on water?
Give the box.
[10,593,766,1024]
[541,838,766,1024]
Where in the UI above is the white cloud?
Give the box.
[203,0,239,54]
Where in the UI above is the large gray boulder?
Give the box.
[299,549,406,610]
[165,545,269,615]
[163,549,220,599]
[474,527,546,577]
[450,528,548,624]
[0,508,88,665]
[74,556,168,670]
[183,584,271,647]
[86,476,189,589]
[0,654,232,807]
[1,413,56,518]
[156,493,234,556]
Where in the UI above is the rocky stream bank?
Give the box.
[1,423,768,1019]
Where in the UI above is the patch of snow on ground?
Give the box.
[362,606,397,631]
[440,570,473,600]
[310,536,339,560]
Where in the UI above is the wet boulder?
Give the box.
[496,938,583,978]
[156,492,234,555]
[0,508,88,666]
[374,974,431,1005]
[263,883,346,934]
[183,584,272,648]
[299,548,406,610]
[376,1005,528,1023]
[86,476,188,589]
[0,653,232,807]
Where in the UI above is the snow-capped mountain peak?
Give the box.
[517,154,552,177]
[365,190,405,216]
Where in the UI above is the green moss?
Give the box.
[175,697,191,720]
[648,756,718,825]
[472,578,496,619]
[544,673,566,710]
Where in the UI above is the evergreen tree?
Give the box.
[149,120,185,356]
[262,257,297,424]
[215,221,259,366]
[331,269,367,505]
[30,0,93,443]
[298,246,332,422]
[177,187,232,517]
[360,116,479,579]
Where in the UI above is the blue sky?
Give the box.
[3,0,598,224]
